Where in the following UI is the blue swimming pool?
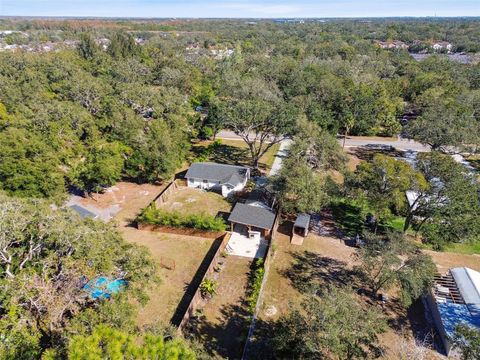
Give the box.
[83,276,127,299]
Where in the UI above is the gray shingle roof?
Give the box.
[228,203,276,230]
[294,213,311,229]
[185,162,249,187]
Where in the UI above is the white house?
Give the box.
[432,41,453,53]
[185,162,250,197]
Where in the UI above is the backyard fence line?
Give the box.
[153,179,179,207]
[241,211,281,360]
[177,232,231,331]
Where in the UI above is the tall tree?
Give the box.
[272,287,387,360]
[410,152,480,248]
[273,122,346,213]
[0,128,65,198]
[405,95,479,153]
[346,154,428,230]
[0,194,157,358]
[355,231,436,306]
[452,324,480,360]
[72,141,127,194]
[218,98,298,168]
[67,325,196,360]
[77,33,100,60]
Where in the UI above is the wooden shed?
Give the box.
[291,213,311,245]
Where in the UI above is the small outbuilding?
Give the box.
[228,202,276,240]
[291,213,311,245]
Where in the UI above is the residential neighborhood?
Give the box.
[0,10,480,360]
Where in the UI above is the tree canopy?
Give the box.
[0,193,158,359]
[355,231,436,307]
[271,287,387,360]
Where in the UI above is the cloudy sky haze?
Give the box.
[1,0,479,18]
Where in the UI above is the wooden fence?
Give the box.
[153,179,179,207]
[177,233,231,331]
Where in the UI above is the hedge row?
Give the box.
[137,204,227,232]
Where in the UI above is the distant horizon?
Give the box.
[2,15,480,20]
[1,1,480,19]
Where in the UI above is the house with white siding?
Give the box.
[185,162,250,197]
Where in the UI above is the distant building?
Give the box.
[432,41,453,53]
[375,40,409,50]
[425,267,480,356]
[185,162,250,197]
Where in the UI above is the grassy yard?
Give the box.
[421,241,480,255]
[157,186,232,217]
[330,199,415,237]
[112,182,222,328]
[122,227,216,328]
[250,223,442,360]
[191,139,280,173]
[188,255,252,359]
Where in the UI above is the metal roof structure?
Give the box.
[185,162,249,187]
[294,213,311,230]
[228,203,276,230]
[433,267,480,339]
[451,267,480,317]
[69,204,97,219]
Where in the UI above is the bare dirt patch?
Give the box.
[68,182,164,222]
[425,250,480,274]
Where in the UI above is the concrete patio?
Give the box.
[226,225,268,259]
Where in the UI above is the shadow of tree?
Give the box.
[243,318,276,360]
[186,302,251,359]
[329,201,365,237]
[352,147,405,162]
[191,142,270,172]
[210,144,249,166]
[282,251,361,295]
[170,236,225,326]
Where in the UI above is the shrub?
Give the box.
[200,278,218,298]
[247,258,265,313]
[137,204,227,231]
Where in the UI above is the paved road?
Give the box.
[216,130,430,153]
[340,137,430,152]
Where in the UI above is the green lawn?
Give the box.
[444,242,480,255]
[330,199,366,236]
[330,199,415,237]
[191,139,280,173]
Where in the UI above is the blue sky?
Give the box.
[1,0,479,18]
